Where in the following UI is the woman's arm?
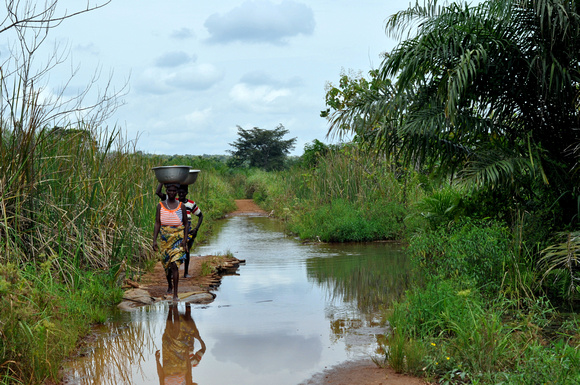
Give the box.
[155,182,166,200]
[194,212,203,231]
[191,212,203,238]
[181,203,189,252]
[152,203,161,251]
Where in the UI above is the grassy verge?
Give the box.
[0,263,122,383]
[383,218,580,383]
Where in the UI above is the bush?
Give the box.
[409,218,513,296]
[289,199,406,242]
[390,280,484,340]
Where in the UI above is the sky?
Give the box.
[2,1,458,156]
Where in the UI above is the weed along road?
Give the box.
[62,200,419,385]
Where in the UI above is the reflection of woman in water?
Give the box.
[156,304,206,385]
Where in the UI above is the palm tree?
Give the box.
[327,0,580,227]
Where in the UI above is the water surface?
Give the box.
[64,216,410,385]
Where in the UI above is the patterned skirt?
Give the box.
[159,225,187,272]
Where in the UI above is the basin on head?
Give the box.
[181,169,200,185]
[151,166,191,184]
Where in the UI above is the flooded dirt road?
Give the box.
[62,201,422,385]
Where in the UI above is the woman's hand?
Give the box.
[152,240,158,252]
[181,239,188,252]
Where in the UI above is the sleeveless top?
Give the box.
[159,201,184,226]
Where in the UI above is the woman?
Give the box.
[153,183,189,301]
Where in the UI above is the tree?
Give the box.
[326,0,580,228]
[227,124,296,171]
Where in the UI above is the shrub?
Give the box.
[409,218,513,296]
[289,199,406,242]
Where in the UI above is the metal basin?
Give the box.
[182,169,200,185]
[151,166,191,184]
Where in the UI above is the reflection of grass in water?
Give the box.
[306,247,411,314]
[65,306,159,385]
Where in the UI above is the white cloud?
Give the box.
[229,83,291,113]
[185,108,213,125]
[240,70,302,88]
[166,63,224,90]
[204,0,315,45]
[154,51,195,68]
[136,63,223,94]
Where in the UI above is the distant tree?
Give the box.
[227,124,296,171]
[301,139,341,169]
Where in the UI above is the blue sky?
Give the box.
[0,1,479,156]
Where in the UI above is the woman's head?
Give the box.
[165,184,179,199]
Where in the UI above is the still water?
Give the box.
[63,216,410,385]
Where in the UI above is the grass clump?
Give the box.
[290,198,406,242]
[0,262,122,383]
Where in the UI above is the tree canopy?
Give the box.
[325,0,580,227]
[227,124,296,171]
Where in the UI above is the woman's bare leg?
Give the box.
[171,262,179,301]
[166,269,173,293]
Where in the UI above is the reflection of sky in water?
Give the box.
[212,332,322,373]
[64,216,408,385]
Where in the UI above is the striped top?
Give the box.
[183,199,202,221]
[159,201,184,226]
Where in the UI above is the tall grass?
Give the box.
[384,215,580,383]
[0,124,155,269]
[0,119,159,383]
[0,118,237,382]
[239,145,426,242]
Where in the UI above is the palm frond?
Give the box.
[539,231,580,298]
[458,148,536,190]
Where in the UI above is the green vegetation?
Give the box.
[313,0,580,382]
[233,144,426,242]
[3,0,580,383]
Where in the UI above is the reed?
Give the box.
[0,100,162,382]
[0,122,156,269]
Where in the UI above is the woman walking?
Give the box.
[153,183,189,301]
